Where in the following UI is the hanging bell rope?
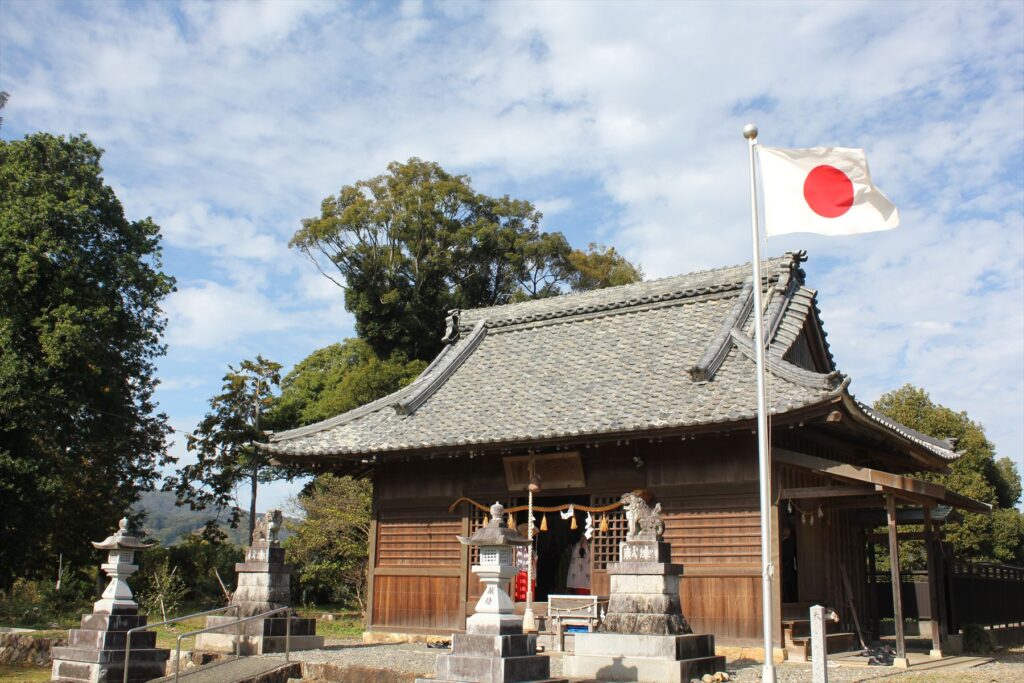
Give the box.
[448,496,626,515]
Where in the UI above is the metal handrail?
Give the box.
[124,605,241,683]
[173,606,292,682]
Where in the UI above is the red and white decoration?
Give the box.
[759,146,899,237]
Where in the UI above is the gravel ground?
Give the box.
[287,640,1024,683]
[286,637,440,674]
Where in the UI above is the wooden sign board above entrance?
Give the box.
[503,452,586,491]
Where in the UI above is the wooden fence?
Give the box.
[871,562,1024,633]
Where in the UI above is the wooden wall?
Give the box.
[366,433,865,644]
[777,464,868,635]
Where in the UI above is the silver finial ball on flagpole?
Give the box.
[743,124,758,140]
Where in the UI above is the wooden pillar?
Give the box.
[366,508,378,628]
[769,462,784,655]
[923,506,943,657]
[886,494,907,666]
[867,537,878,640]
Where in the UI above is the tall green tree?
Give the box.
[166,356,282,542]
[285,474,372,610]
[271,339,426,430]
[568,243,645,291]
[0,133,175,587]
[874,384,1024,564]
[291,158,642,362]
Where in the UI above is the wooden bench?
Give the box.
[548,594,603,652]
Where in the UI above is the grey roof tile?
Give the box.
[264,252,954,465]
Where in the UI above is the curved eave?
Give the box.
[839,394,959,472]
[264,389,847,466]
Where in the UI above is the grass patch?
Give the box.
[0,664,50,682]
[315,616,363,639]
[150,616,210,650]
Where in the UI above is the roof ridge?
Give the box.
[395,321,487,415]
[460,252,804,329]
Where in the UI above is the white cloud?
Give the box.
[164,280,298,349]
[3,0,1021,478]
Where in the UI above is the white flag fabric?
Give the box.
[759,146,898,237]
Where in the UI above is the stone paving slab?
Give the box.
[150,656,297,683]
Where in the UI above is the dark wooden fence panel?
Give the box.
[949,563,1024,630]
[871,563,1024,631]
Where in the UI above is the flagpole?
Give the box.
[744,123,777,683]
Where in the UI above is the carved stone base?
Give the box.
[564,633,725,683]
[50,608,169,683]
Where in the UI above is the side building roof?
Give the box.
[263,251,957,467]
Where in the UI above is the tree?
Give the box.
[270,339,427,430]
[874,384,1024,564]
[285,474,372,611]
[568,243,645,291]
[291,158,642,362]
[166,356,282,542]
[0,133,175,587]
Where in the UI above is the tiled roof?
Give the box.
[266,252,864,459]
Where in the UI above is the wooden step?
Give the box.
[782,617,844,639]
[785,632,857,662]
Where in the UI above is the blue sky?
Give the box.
[2,0,1022,514]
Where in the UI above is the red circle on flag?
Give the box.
[803,165,854,218]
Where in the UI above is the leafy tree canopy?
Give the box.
[284,474,372,610]
[291,158,642,361]
[0,133,175,587]
[271,338,426,431]
[568,243,644,292]
[165,356,283,542]
[874,384,1024,564]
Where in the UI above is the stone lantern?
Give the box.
[50,517,170,682]
[463,504,528,633]
[416,502,565,683]
[92,517,151,613]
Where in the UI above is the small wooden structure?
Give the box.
[548,594,602,652]
[265,252,989,660]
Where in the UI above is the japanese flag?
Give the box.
[759,147,899,237]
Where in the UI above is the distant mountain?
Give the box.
[132,491,295,546]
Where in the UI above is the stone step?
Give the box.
[68,628,156,650]
[80,613,148,632]
[573,632,716,660]
[565,652,726,683]
[51,658,169,683]
[51,645,170,664]
[438,652,552,683]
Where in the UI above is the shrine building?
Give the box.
[263,251,991,660]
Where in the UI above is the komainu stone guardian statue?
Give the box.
[622,491,665,542]
[195,508,323,655]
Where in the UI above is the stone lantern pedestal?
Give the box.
[417,502,565,683]
[51,518,170,683]
[564,493,725,683]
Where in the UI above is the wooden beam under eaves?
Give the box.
[780,485,876,499]
[773,448,946,500]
